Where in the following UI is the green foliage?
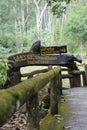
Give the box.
[63,5,87,53]
[0,45,10,55]
[26,27,54,49]
[0,0,35,34]
[0,34,15,54]
[37,28,54,46]
[0,0,73,55]
[0,0,14,33]
[0,0,36,53]
[47,0,71,17]
[0,0,56,54]
[0,27,54,54]
[0,55,10,86]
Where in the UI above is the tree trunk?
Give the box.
[33,0,47,30]
[25,0,29,33]
[43,7,52,29]
[21,0,25,52]
[13,0,20,53]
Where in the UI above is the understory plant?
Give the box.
[0,55,10,87]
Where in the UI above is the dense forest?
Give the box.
[0,0,87,85]
[0,0,87,55]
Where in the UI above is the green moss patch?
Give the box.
[40,95,69,130]
[0,90,16,126]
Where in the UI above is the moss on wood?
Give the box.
[0,90,16,126]
[40,95,69,130]
[0,67,61,126]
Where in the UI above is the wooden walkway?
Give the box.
[64,87,87,130]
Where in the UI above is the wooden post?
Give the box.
[85,64,87,85]
[6,68,21,87]
[58,70,62,96]
[68,70,74,88]
[69,77,74,88]
[69,70,81,87]
[50,76,58,115]
[50,77,58,115]
[27,93,40,130]
[74,74,81,87]
[82,71,86,86]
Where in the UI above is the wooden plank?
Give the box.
[21,69,48,77]
[62,74,73,79]
[71,70,85,75]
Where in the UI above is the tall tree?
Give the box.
[33,0,48,30]
[63,5,87,55]
[13,0,19,52]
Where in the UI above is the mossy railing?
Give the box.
[0,67,61,129]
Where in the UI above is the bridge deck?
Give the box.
[64,87,87,130]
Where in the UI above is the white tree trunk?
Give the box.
[21,0,25,33]
[21,0,25,52]
[13,0,20,53]
[26,0,29,13]
[60,13,66,43]
[43,7,52,29]
[33,0,47,30]
[25,0,29,33]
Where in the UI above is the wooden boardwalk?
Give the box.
[64,87,87,130]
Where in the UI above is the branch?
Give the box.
[39,3,48,21]
[37,0,41,4]
[24,14,30,25]
[33,0,39,10]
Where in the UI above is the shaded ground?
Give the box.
[64,87,87,130]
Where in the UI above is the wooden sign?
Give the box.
[8,52,69,68]
[30,41,67,54]
[40,45,67,54]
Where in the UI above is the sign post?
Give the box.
[7,43,82,87]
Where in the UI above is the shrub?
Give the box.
[0,55,10,86]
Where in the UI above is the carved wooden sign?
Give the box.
[40,45,67,54]
[30,41,67,54]
[8,52,69,68]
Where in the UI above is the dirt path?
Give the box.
[64,87,87,130]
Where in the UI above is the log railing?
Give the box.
[61,68,87,87]
[21,68,48,78]
[0,66,61,130]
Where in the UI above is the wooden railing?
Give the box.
[61,67,87,87]
[0,66,61,130]
[1,64,87,129]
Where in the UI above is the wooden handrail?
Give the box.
[21,68,48,78]
[0,67,61,128]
